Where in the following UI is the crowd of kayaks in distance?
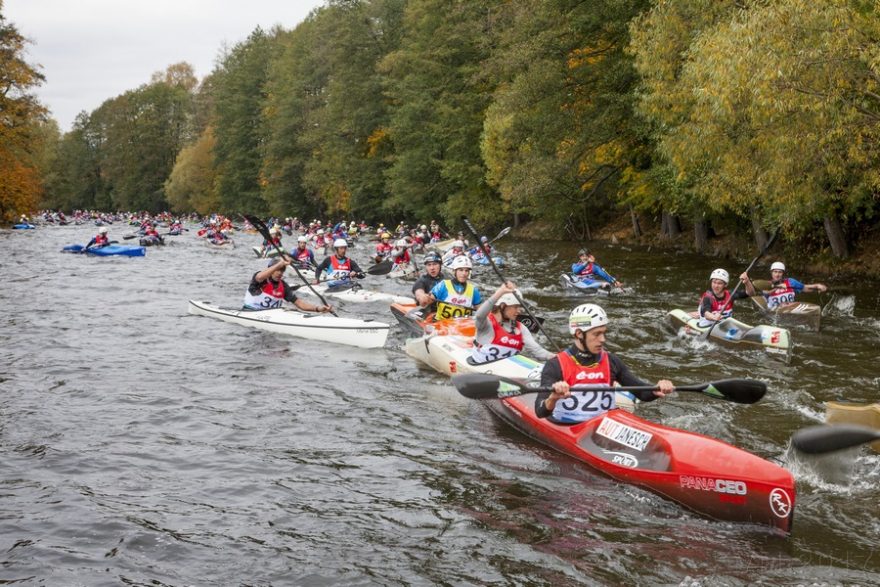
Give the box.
[9,208,877,534]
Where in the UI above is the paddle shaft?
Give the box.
[461,216,560,351]
[244,215,337,316]
[704,230,779,339]
[486,226,511,246]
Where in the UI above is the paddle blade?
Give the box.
[123,234,137,240]
[691,379,766,404]
[792,424,880,454]
[243,214,271,240]
[452,373,541,400]
[366,260,393,275]
[518,314,545,334]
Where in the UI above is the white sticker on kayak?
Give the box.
[596,418,653,452]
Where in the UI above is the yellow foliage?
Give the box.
[366,127,390,158]
[0,146,42,222]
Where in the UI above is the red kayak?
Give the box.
[484,394,795,533]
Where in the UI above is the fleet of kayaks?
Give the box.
[825,401,880,453]
[559,274,623,294]
[666,309,791,361]
[62,244,146,257]
[188,300,390,349]
[482,387,795,533]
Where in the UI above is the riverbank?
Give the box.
[514,213,880,282]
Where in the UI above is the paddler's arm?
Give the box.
[609,354,672,401]
[255,258,289,283]
[472,299,494,340]
[521,328,555,361]
[312,257,331,282]
[348,258,366,278]
[739,272,756,296]
[535,356,566,418]
[593,263,621,287]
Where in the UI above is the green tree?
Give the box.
[164,126,219,214]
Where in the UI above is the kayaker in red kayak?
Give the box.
[696,268,752,327]
[429,255,484,320]
[470,282,555,364]
[244,258,333,313]
[536,303,673,423]
[412,252,444,310]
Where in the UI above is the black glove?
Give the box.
[355,272,366,279]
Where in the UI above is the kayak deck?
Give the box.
[667,309,791,362]
[485,394,795,533]
[825,401,880,453]
[188,300,389,349]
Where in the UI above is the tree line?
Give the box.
[3,0,879,258]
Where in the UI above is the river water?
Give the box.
[1,224,878,586]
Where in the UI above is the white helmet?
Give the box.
[297,236,307,243]
[316,229,324,235]
[333,238,348,248]
[99,226,108,234]
[396,239,408,248]
[452,240,464,249]
[420,224,427,230]
[569,303,608,334]
[495,292,521,307]
[710,268,729,284]
[770,261,786,272]
[269,227,279,235]
[450,255,473,270]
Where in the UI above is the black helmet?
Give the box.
[423,252,442,265]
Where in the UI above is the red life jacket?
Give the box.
[471,314,524,363]
[700,290,733,318]
[552,350,616,422]
[95,234,109,246]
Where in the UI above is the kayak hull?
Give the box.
[484,394,795,533]
[559,274,621,295]
[188,300,390,349]
[312,282,414,305]
[62,244,146,257]
[667,309,791,362]
[13,224,36,229]
[750,296,821,331]
[825,401,880,453]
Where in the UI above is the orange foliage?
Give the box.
[0,146,42,223]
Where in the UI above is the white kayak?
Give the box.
[387,263,420,280]
[311,281,414,305]
[666,308,791,361]
[188,300,390,348]
[404,333,636,410]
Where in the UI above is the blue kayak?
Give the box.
[62,244,146,257]
[559,273,620,295]
[13,224,36,229]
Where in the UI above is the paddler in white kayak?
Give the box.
[570,249,623,289]
[441,240,467,266]
[244,258,333,313]
[291,235,317,269]
[429,255,484,320]
[84,226,110,250]
[697,268,752,327]
[470,282,555,364]
[313,238,366,284]
[537,304,673,423]
[741,261,827,310]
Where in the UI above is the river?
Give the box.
[1,223,878,586]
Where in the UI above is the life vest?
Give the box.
[435,279,476,320]
[699,290,733,319]
[94,234,109,246]
[576,261,595,278]
[376,242,392,257]
[470,314,524,364]
[766,279,796,309]
[294,247,312,264]
[243,278,287,309]
[325,255,351,280]
[551,350,616,423]
[393,248,411,265]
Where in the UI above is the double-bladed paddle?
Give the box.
[486,226,512,246]
[365,259,394,276]
[244,214,338,317]
[704,230,779,339]
[461,216,558,347]
[451,372,767,404]
[791,424,880,454]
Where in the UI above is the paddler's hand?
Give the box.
[543,382,571,412]
[653,380,674,398]
[316,304,333,313]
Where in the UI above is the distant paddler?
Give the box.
[570,249,623,289]
[374,232,393,263]
[412,252,444,311]
[536,304,672,422]
[261,226,284,256]
[429,255,484,321]
[441,240,467,266]
[314,238,366,283]
[470,282,555,364]
[244,258,333,313]
[291,235,317,269]
[85,226,111,250]
[742,261,827,310]
[697,269,752,327]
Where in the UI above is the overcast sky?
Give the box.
[5,0,325,133]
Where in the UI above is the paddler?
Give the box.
[470,282,555,364]
[244,258,333,313]
[697,268,752,327]
[314,238,366,283]
[374,232,393,263]
[741,261,827,310]
[291,235,317,269]
[85,226,111,250]
[429,255,483,320]
[412,252,444,310]
[441,240,467,266]
[262,226,284,255]
[390,238,413,267]
[536,303,673,423]
[571,249,622,289]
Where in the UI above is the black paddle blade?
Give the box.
[123,234,137,240]
[792,424,880,455]
[518,315,545,334]
[243,214,270,239]
[452,373,540,400]
[693,379,766,404]
[366,260,393,275]
[325,282,356,293]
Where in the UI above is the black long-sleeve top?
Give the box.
[534,345,660,418]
